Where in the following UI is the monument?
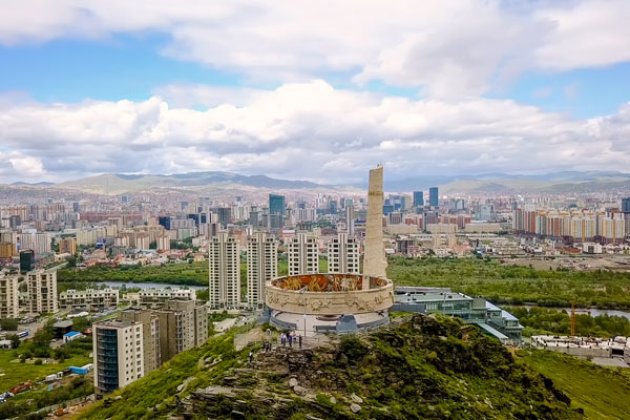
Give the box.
[265,165,394,334]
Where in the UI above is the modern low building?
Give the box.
[136,288,196,309]
[0,272,19,319]
[93,319,144,393]
[392,286,523,341]
[58,288,120,311]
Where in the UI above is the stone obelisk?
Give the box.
[363,165,387,278]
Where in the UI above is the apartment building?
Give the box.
[26,270,58,314]
[0,272,19,319]
[93,319,144,393]
[327,232,360,274]
[208,232,240,309]
[246,231,278,309]
[154,299,207,362]
[288,232,319,275]
[120,308,161,374]
[58,288,119,311]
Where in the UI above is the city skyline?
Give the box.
[1,1,630,185]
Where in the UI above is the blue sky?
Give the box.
[0,1,629,183]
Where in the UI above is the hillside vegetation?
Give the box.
[78,315,579,419]
[388,257,630,309]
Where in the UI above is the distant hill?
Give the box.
[56,171,333,194]
[384,170,630,193]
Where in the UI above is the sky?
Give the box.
[0,0,629,184]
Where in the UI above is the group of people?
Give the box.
[280,331,303,349]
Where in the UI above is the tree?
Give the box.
[0,318,19,331]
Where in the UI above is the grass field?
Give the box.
[0,350,91,391]
[519,349,630,419]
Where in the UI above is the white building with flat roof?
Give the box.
[0,272,19,319]
[93,319,144,393]
[26,270,58,314]
[58,288,119,311]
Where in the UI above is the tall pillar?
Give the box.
[363,165,387,278]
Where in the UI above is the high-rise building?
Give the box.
[363,165,387,278]
[247,232,278,309]
[0,272,19,319]
[26,270,58,314]
[19,249,35,273]
[429,187,439,208]
[208,232,240,309]
[622,197,630,213]
[93,319,145,393]
[269,194,286,230]
[288,232,319,275]
[120,308,161,374]
[327,232,360,274]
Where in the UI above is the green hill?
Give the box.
[79,315,580,419]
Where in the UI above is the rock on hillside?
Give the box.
[175,315,579,419]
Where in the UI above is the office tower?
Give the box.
[9,215,21,228]
[364,165,387,278]
[154,299,208,362]
[327,232,360,274]
[208,232,240,309]
[120,308,161,374]
[0,272,19,319]
[269,194,286,230]
[429,187,439,207]
[58,237,77,254]
[26,270,58,314]
[215,208,232,228]
[19,249,35,273]
[288,232,319,275]
[247,232,278,309]
[93,319,145,393]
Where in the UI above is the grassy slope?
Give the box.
[387,257,630,309]
[78,317,579,420]
[519,350,630,419]
[0,350,91,390]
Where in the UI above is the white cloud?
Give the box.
[0,1,629,98]
[0,81,627,183]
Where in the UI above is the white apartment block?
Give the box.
[58,288,120,311]
[208,232,240,309]
[76,227,107,246]
[136,288,196,308]
[247,231,278,309]
[18,232,51,255]
[93,320,144,393]
[26,270,58,314]
[288,232,319,275]
[327,232,360,274]
[0,272,19,319]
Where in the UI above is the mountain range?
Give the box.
[3,170,630,196]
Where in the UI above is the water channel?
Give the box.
[96,281,206,290]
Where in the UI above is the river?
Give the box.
[97,281,206,290]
